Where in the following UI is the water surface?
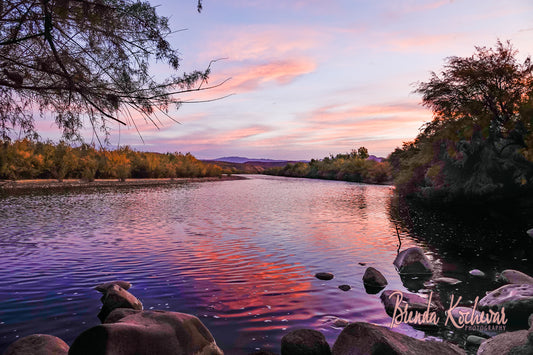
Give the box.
[0,175,531,353]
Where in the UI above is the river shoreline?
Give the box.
[0,175,246,193]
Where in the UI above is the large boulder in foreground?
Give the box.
[478,284,533,328]
[281,329,331,355]
[476,329,532,354]
[3,334,69,355]
[96,284,143,322]
[497,270,533,285]
[69,309,223,355]
[331,322,465,355]
[393,247,433,275]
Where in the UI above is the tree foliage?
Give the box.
[390,41,533,203]
[264,148,392,184]
[0,138,227,181]
[0,0,213,141]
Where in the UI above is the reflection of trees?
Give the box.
[386,192,533,271]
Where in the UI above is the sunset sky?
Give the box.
[42,0,533,160]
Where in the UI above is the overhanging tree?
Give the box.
[0,0,216,142]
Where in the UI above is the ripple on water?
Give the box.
[1,176,529,354]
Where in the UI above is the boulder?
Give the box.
[281,329,331,355]
[526,228,533,239]
[95,280,132,292]
[315,272,334,281]
[97,284,143,322]
[393,247,433,275]
[529,313,533,328]
[362,267,388,288]
[3,334,69,355]
[69,309,223,355]
[476,329,532,354]
[338,285,351,291]
[497,270,533,285]
[466,335,486,346]
[331,322,465,355]
[478,284,533,328]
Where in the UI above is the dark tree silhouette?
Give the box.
[391,41,533,203]
[0,0,216,141]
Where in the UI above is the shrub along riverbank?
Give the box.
[0,139,230,181]
[263,147,392,185]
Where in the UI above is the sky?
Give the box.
[42,0,533,160]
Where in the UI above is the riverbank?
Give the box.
[0,175,246,193]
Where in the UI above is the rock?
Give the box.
[338,285,351,291]
[362,267,388,288]
[3,334,69,355]
[497,270,533,285]
[97,284,143,322]
[466,335,486,346]
[380,290,443,318]
[331,322,465,355]
[527,228,533,239]
[333,318,350,328]
[281,329,331,355]
[469,269,485,277]
[358,262,367,266]
[433,277,462,286]
[95,280,132,292]
[529,313,533,328]
[69,310,223,355]
[476,329,531,354]
[478,284,533,328]
[315,272,334,281]
[393,247,433,275]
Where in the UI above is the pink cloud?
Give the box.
[200,25,325,62]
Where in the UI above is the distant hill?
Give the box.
[202,157,308,174]
[368,155,385,162]
[209,156,306,164]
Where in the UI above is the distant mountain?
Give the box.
[210,156,307,164]
[368,155,385,162]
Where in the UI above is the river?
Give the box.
[0,175,531,353]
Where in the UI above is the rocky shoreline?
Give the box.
[4,245,533,355]
[0,175,246,193]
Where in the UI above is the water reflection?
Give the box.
[1,176,528,353]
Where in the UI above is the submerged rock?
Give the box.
[362,267,388,288]
[97,284,143,322]
[497,270,533,285]
[70,309,223,355]
[3,334,69,355]
[469,269,486,277]
[433,277,462,286]
[281,329,331,355]
[315,272,334,281]
[393,247,433,275]
[476,329,531,354]
[478,284,533,328]
[331,322,465,355]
